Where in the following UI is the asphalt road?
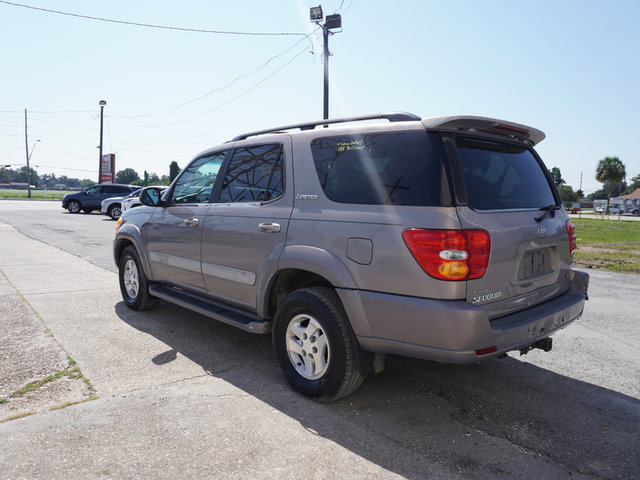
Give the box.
[0,200,639,479]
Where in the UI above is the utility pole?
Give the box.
[310,6,342,121]
[98,100,106,184]
[579,171,583,194]
[24,109,31,199]
[322,23,329,121]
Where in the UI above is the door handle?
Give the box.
[258,222,281,233]
[184,218,199,227]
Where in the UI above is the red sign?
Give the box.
[101,154,115,183]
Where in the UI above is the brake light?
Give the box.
[495,124,529,135]
[566,220,577,256]
[402,229,491,281]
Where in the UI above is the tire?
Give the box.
[118,246,157,311]
[67,200,81,213]
[108,204,122,220]
[272,286,367,401]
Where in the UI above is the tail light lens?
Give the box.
[566,220,577,256]
[402,229,491,281]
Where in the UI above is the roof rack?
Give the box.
[230,112,421,142]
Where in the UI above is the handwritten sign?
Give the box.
[336,139,365,153]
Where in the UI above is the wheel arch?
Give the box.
[261,245,372,337]
[114,226,153,280]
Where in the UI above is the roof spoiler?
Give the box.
[421,115,545,146]
[230,112,421,142]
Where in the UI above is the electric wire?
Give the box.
[111,26,320,120]
[0,1,308,36]
[0,3,340,175]
[114,46,310,128]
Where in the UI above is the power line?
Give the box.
[32,164,96,174]
[111,45,308,128]
[118,47,310,128]
[0,109,91,114]
[110,27,320,120]
[0,0,308,36]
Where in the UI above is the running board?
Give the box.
[149,284,270,334]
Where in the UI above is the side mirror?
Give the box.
[139,187,163,207]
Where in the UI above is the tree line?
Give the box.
[0,161,181,190]
[546,156,636,207]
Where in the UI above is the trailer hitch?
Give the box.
[519,337,553,356]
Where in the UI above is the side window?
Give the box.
[103,185,122,194]
[171,151,227,204]
[311,132,445,206]
[218,144,284,203]
[85,186,100,195]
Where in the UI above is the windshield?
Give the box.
[456,137,556,210]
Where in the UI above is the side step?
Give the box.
[149,284,271,334]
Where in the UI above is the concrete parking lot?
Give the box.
[0,200,639,479]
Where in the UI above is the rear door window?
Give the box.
[311,131,446,206]
[218,144,284,203]
[456,138,556,210]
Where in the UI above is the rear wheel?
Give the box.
[273,287,367,401]
[118,246,157,311]
[67,200,81,213]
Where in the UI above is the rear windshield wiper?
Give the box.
[535,205,560,223]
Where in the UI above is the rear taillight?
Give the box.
[566,220,577,256]
[402,229,491,281]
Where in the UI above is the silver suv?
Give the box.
[114,113,589,401]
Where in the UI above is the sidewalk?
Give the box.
[0,244,91,420]
[0,222,410,479]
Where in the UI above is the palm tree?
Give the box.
[595,157,626,212]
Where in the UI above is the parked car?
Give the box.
[114,112,589,401]
[607,205,622,214]
[101,189,141,220]
[120,187,166,213]
[62,184,138,214]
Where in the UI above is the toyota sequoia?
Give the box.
[113,113,589,401]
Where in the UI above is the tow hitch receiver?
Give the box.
[520,337,553,356]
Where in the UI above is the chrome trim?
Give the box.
[202,262,256,286]
[149,251,201,274]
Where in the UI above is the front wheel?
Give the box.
[118,246,157,311]
[108,205,122,220]
[272,287,367,401]
[67,200,81,213]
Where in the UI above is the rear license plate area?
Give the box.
[518,247,552,280]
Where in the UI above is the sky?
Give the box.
[1,0,639,195]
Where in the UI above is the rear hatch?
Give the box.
[448,134,573,319]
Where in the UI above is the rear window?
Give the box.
[311,131,446,206]
[456,138,556,210]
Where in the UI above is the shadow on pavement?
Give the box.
[116,301,640,479]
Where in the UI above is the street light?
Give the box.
[98,100,106,184]
[310,5,342,120]
[26,139,40,199]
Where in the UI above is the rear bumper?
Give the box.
[355,270,589,364]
